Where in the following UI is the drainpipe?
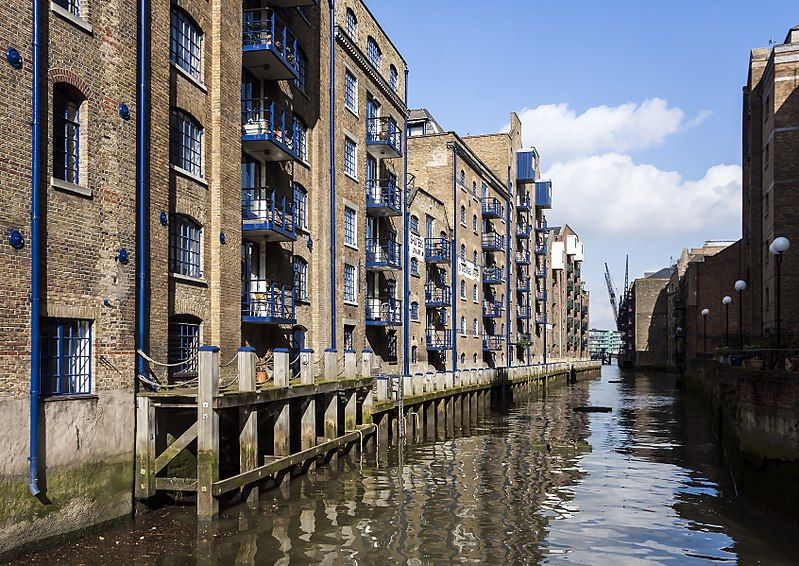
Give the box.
[505,166,511,368]
[328,0,336,352]
[401,68,409,377]
[28,0,43,496]
[136,0,151,384]
[450,144,457,372]
[542,210,548,365]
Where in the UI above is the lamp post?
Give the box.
[735,279,746,349]
[701,308,710,354]
[769,237,791,348]
[722,296,732,348]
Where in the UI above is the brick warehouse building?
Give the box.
[0,0,589,553]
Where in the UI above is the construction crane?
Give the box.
[604,262,619,329]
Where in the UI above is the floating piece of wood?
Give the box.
[573,406,612,413]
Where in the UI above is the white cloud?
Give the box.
[509,98,702,163]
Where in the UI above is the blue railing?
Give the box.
[517,306,531,319]
[365,238,401,269]
[482,232,505,251]
[366,177,401,215]
[482,334,504,351]
[241,97,296,155]
[482,300,503,318]
[425,237,451,263]
[516,223,531,238]
[426,329,453,350]
[483,265,505,284]
[366,116,402,156]
[242,280,295,323]
[481,197,504,218]
[517,279,530,292]
[425,283,451,306]
[535,221,549,233]
[515,251,531,264]
[365,297,402,325]
[534,246,548,255]
[241,188,295,234]
[534,269,546,279]
[516,193,531,210]
[242,8,299,74]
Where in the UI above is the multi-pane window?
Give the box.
[344,263,356,303]
[40,318,91,396]
[460,170,466,187]
[170,109,203,177]
[366,37,381,71]
[473,319,479,337]
[54,0,81,16]
[460,316,466,335]
[460,280,466,298]
[346,8,357,39]
[389,65,398,92]
[387,333,397,361]
[460,244,465,260]
[344,206,357,247]
[345,70,357,112]
[169,215,202,278]
[170,7,203,83]
[411,345,417,364]
[293,182,308,231]
[410,301,419,321]
[472,214,478,233]
[344,136,357,178]
[410,215,419,235]
[473,284,478,302]
[410,257,419,276]
[472,250,478,264]
[294,116,308,162]
[53,84,82,185]
[460,205,466,225]
[344,325,355,351]
[168,317,200,377]
[294,257,308,301]
[294,48,307,92]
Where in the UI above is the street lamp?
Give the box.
[722,296,732,348]
[735,280,746,349]
[701,308,710,354]
[769,236,791,348]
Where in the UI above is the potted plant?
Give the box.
[256,356,269,385]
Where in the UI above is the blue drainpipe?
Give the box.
[450,144,457,372]
[401,68,409,377]
[505,167,511,368]
[328,0,337,351]
[28,0,43,496]
[136,0,151,383]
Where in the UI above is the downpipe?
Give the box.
[136,0,151,383]
[328,0,337,351]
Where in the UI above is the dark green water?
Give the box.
[18,366,799,564]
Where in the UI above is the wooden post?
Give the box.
[344,350,356,379]
[197,345,220,519]
[134,396,155,499]
[362,386,374,425]
[324,349,337,380]
[301,398,316,451]
[238,347,258,504]
[344,390,357,432]
[376,375,388,401]
[324,393,338,440]
[403,374,413,398]
[274,348,290,388]
[361,348,373,377]
[300,349,314,385]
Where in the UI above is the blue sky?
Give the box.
[368,1,798,329]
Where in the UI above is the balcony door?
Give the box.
[242,240,260,290]
[241,70,260,123]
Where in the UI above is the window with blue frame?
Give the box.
[40,318,92,396]
[293,182,308,231]
[366,36,381,71]
[410,301,419,321]
[344,206,356,247]
[294,257,308,301]
[294,116,308,162]
[168,316,200,377]
[410,257,419,277]
[54,0,80,17]
[170,214,202,278]
[53,84,83,185]
[345,8,357,40]
[389,65,398,92]
[344,136,357,178]
[344,263,356,303]
[344,70,357,112]
[294,48,307,92]
[170,6,204,83]
[387,332,397,361]
[170,109,203,177]
[410,215,419,235]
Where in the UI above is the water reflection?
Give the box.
[21,366,799,565]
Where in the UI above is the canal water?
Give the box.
[18,365,799,564]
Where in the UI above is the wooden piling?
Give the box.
[238,347,258,504]
[197,345,220,519]
[134,396,155,499]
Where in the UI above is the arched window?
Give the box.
[410,215,419,235]
[411,345,417,364]
[460,316,466,334]
[473,353,478,364]
[472,250,478,264]
[460,244,465,259]
[53,83,85,186]
[294,47,308,92]
[460,205,466,225]
[472,214,477,233]
[410,257,419,276]
[389,64,398,92]
[170,6,204,83]
[472,181,477,195]
[168,315,201,377]
[293,182,308,231]
[473,318,478,336]
[170,108,204,177]
[293,257,308,301]
[473,284,478,302]
[169,214,202,278]
[410,301,419,321]
[294,115,308,162]
[460,353,466,365]
[366,36,382,70]
[460,280,466,298]
[346,8,357,39]
[460,169,466,187]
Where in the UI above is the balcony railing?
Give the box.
[241,188,296,242]
[483,265,505,285]
[425,237,451,264]
[242,280,296,324]
[366,116,402,158]
[425,283,451,307]
[515,251,531,265]
[481,197,504,218]
[516,194,531,211]
[482,300,503,318]
[517,279,531,292]
[365,238,401,270]
[365,298,402,326]
[365,178,402,216]
[426,329,453,351]
[535,180,553,209]
[241,97,296,161]
[534,222,549,234]
[242,8,299,81]
[482,232,505,251]
[517,306,531,320]
[516,223,531,239]
[534,269,546,279]
[482,335,504,352]
[534,246,548,256]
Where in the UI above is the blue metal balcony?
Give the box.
[366,116,402,158]
[365,298,402,326]
[482,300,503,318]
[535,293,546,303]
[242,8,299,81]
[515,251,531,265]
[535,221,549,234]
[482,335,504,352]
[517,306,531,320]
[535,317,546,326]
[516,193,532,212]
[516,150,536,183]
[517,279,531,292]
[242,281,296,325]
[516,223,531,239]
[483,266,505,285]
[425,238,451,264]
[534,269,546,279]
[481,197,504,218]
[425,283,451,307]
[426,329,452,351]
[241,188,296,242]
[535,180,553,209]
[517,331,532,343]
[366,178,402,216]
[482,232,505,252]
[365,238,401,271]
[534,246,548,256]
[241,97,296,161]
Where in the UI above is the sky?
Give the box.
[368,0,798,330]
